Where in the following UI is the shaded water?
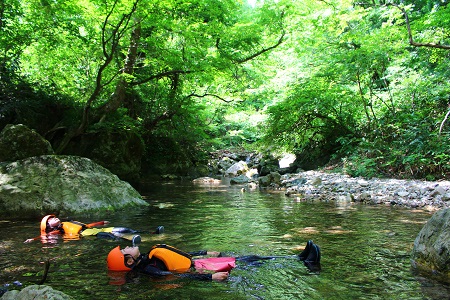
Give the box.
[1,179,449,299]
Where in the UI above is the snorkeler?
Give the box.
[106,237,321,283]
[24,214,164,243]
[107,239,230,281]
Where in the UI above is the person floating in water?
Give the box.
[106,237,321,283]
[24,214,164,243]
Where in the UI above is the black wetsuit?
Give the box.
[131,250,214,281]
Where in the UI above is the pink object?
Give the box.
[194,257,236,272]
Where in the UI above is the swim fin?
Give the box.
[132,235,141,247]
[298,240,313,261]
[154,226,164,234]
[305,243,321,263]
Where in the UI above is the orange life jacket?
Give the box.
[61,221,87,235]
[148,244,192,272]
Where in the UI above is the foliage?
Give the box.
[259,0,450,179]
[1,0,450,179]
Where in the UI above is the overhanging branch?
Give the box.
[235,31,286,63]
[388,3,450,50]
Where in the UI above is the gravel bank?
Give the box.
[278,171,450,211]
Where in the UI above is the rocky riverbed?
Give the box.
[206,151,450,211]
[268,170,450,211]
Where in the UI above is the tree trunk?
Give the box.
[98,22,141,118]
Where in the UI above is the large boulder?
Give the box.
[0,124,54,162]
[1,285,73,300]
[411,208,450,277]
[0,155,148,217]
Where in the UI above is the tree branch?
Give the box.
[235,31,286,63]
[439,108,450,136]
[388,3,450,50]
[186,92,232,103]
[131,69,194,86]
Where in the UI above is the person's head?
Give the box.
[107,246,141,271]
[40,215,61,233]
[48,217,61,228]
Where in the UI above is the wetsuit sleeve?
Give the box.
[188,250,207,257]
[136,256,213,281]
[140,265,212,281]
[177,273,213,281]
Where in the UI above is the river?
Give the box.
[1,178,449,299]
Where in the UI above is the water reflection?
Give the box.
[0,178,448,299]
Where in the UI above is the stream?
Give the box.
[1,178,449,299]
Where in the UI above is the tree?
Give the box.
[12,0,286,153]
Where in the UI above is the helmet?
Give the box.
[107,246,131,271]
[40,214,56,233]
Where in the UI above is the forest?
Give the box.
[1,0,449,180]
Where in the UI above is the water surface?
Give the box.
[1,178,448,299]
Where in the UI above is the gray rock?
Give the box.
[1,285,73,300]
[411,208,450,276]
[225,161,249,177]
[230,175,250,184]
[0,124,54,162]
[310,177,322,186]
[431,186,447,197]
[398,191,409,197]
[0,155,148,217]
[217,157,234,174]
[258,175,271,187]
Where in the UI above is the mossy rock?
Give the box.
[0,155,148,217]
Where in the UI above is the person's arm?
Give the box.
[24,230,61,243]
[141,265,227,281]
[85,221,110,228]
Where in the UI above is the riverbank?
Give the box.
[273,170,450,211]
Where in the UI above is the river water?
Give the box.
[1,178,449,299]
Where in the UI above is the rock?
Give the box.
[257,156,279,176]
[258,172,281,187]
[310,177,322,186]
[192,177,221,184]
[225,161,249,177]
[0,124,54,162]
[430,186,447,197]
[258,175,271,187]
[0,155,148,217]
[217,157,234,174]
[230,175,250,184]
[357,192,371,202]
[398,191,409,197]
[358,179,369,187]
[411,208,450,276]
[1,284,74,300]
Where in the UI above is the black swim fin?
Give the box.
[132,235,141,247]
[154,226,164,234]
[298,240,313,261]
[305,243,321,263]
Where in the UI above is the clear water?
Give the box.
[1,178,449,299]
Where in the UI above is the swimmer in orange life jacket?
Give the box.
[24,214,164,243]
[107,239,230,282]
[106,238,321,283]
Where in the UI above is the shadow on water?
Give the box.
[1,178,449,299]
